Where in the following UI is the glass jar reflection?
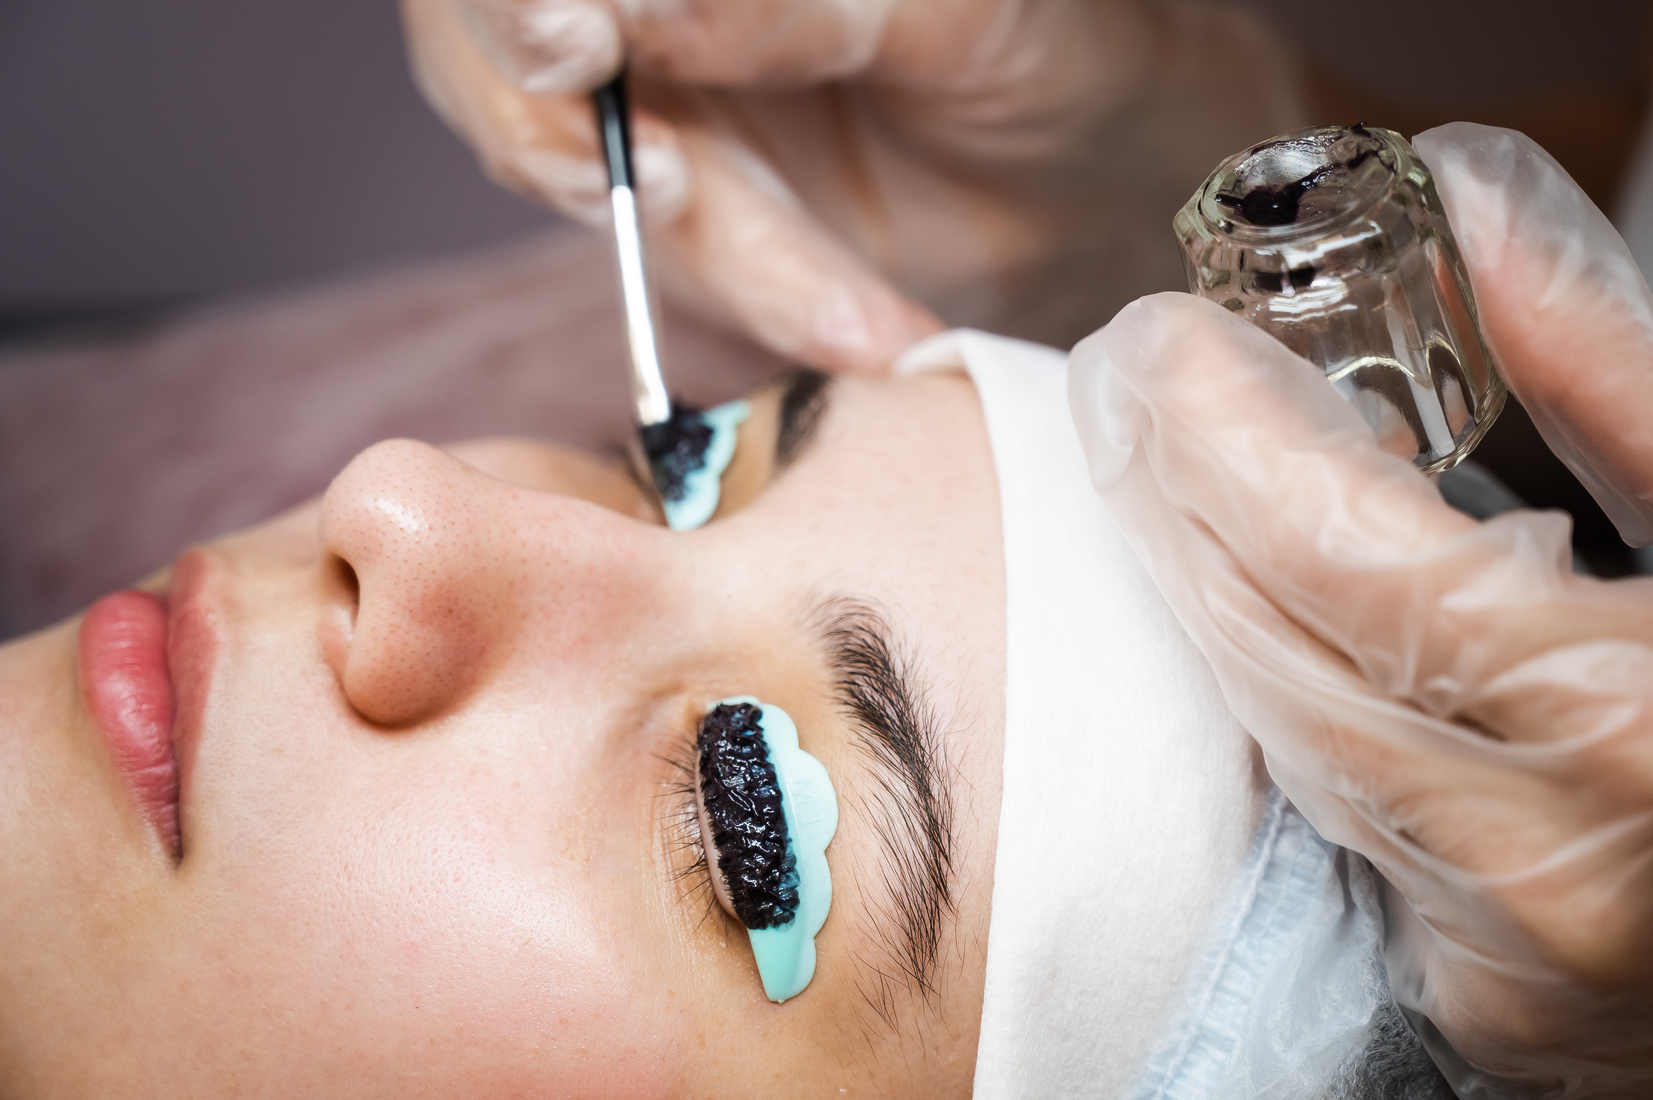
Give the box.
[1174,124,1505,473]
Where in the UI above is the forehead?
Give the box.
[719,371,1001,605]
[681,369,1006,1048]
[719,368,1003,721]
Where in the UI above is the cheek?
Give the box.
[508,555,682,679]
[163,674,690,1095]
[150,796,690,1097]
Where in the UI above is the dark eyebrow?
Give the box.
[775,368,832,469]
[810,597,957,1030]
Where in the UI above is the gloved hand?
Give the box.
[400,0,1304,372]
[1070,122,1653,1097]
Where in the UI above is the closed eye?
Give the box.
[622,369,833,527]
[659,743,727,930]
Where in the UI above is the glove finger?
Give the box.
[405,0,687,224]
[1417,122,1653,546]
[1089,412,1606,928]
[1072,293,1653,744]
[652,126,943,372]
[459,0,623,95]
[456,0,905,92]
[404,0,938,370]
[627,0,900,85]
[1074,294,1653,1087]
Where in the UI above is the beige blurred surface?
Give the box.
[0,230,786,638]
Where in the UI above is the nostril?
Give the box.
[323,542,486,728]
[319,553,361,689]
[315,438,534,727]
[330,555,361,618]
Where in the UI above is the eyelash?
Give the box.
[660,744,725,929]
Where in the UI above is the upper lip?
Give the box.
[164,548,222,857]
[78,547,221,862]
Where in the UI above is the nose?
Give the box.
[318,439,643,726]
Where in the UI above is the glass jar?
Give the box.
[1174,124,1505,473]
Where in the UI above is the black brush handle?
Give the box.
[592,70,633,190]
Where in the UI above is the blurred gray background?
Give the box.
[3,0,1650,336]
[0,0,551,336]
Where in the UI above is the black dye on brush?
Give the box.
[697,702,798,929]
[640,405,713,502]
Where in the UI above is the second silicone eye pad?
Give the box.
[696,697,838,1003]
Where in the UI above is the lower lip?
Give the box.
[80,590,180,858]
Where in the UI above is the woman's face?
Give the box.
[0,371,1005,1097]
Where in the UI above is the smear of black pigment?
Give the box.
[1215,129,1379,228]
[697,702,799,929]
[640,405,712,502]
[1216,164,1334,226]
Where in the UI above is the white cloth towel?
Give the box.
[898,330,1388,1099]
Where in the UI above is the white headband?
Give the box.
[897,330,1391,1099]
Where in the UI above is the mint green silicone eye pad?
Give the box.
[641,399,750,531]
[695,697,839,1003]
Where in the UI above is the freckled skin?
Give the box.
[0,375,1005,1099]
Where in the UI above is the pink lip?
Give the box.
[81,590,180,857]
[78,550,217,861]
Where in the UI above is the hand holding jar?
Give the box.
[1069,123,1653,1097]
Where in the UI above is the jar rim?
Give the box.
[1192,124,1402,245]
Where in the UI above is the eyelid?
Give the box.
[774,369,831,470]
[618,450,670,526]
[616,410,759,530]
[658,736,731,928]
[627,370,829,529]
[637,395,776,528]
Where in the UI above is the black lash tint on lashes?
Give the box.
[696,702,798,929]
[639,404,714,503]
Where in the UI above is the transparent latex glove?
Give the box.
[400,0,1303,372]
[1413,123,1653,546]
[1067,129,1653,1095]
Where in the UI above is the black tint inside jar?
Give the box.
[1212,125,1393,231]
